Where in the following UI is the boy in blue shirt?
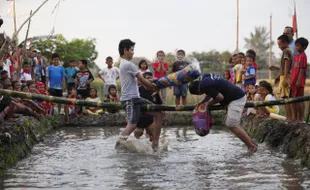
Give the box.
[65,60,77,91]
[47,53,66,114]
[244,54,256,87]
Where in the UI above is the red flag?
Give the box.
[292,1,298,36]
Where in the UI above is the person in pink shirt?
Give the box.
[152,50,169,104]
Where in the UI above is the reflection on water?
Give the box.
[1,126,310,190]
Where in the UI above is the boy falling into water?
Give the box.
[116,39,163,149]
[291,37,308,122]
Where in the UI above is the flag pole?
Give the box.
[269,13,272,82]
[12,0,17,35]
[294,0,298,38]
[236,0,239,52]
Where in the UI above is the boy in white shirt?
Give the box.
[98,56,120,97]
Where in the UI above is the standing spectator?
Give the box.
[46,53,66,114]
[138,59,151,74]
[98,56,119,97]
[270,35,293,121]
[3,53,12,79]
[34,52,47,84]
[229,54,237,83]
[65,60,78,92]
[291,37,308,122]
[172,49,189,106]
[243,54,256,87]
[234,52,245,88]
[73,59,94,99]
[283,26,297,56]
[153,50,168,104]
[246,49,258,72]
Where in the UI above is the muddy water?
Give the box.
[1,126,310,190]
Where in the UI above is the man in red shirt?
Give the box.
[291,37,308,122]
[152,50,169,104]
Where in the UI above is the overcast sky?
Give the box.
[1,0,309,69]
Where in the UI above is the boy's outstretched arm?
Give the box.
[136,73,158,91]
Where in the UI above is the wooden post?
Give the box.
[236,0,239,52]
[269,13,272,82]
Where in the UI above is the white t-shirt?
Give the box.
[20,69,32,82]
[3,59,12,78]
[99,67,120,85]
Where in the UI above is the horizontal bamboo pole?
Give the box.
[0,89,309,112]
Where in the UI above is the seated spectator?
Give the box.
[64,87,81,124]
[21,84,29,92]
[20,62,33,84]
[12,81,21,91]
[1,77,11,86]
[134,72,163,141]
[84,88,104,115]
[245,84,256,102]
[223,70,231,81]
[103,85,120,113]
[27,81,40,94]
[1,70,9,79]
[37,82,53,115]
[257,80,279,117]
[103,85,119,103]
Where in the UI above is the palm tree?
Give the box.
[244,26,273,66]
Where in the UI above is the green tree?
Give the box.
[32,34,98,68]
[244,26,273,68]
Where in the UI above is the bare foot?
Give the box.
[248,145,258,154]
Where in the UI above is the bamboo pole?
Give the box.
[0,89,310,112]
[269,13,272,82]
[22,11,33,60]
[236,0,239,52]
[16,0,50,36]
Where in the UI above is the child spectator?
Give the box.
[12,81,21,91]
[244,54,256,87]
[65,60,78,92]
[27,82,40,94]
[223,70,231,81]
[73,59,94,99]
[20,62,33,84]
[37,82,53,115]
[246,49,258,72]
[291,37,308,122]
[1,70,9,79]
[104,85,119,103]
[245,84,256,102]
[46,53,66,114]
[153,50,169,104]
[172,49,189,106]
[134,72,163,140]
[1,77,11,86]
[139,59,151,74]
[21,84,29,92]
[229,54,237,83]
[3,53,12,79]
[64,87,81,124]
[270,35,293,121]
[84,88,104,115]
[234,52,245,88]
[103,85,119,113]
[98,57,120,97]
[257,80,279,117]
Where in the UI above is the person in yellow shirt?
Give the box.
[257,80,279,115]
[85,88,104,115]
[234,52,246,88]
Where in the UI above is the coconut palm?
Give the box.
[244,26,273,67]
